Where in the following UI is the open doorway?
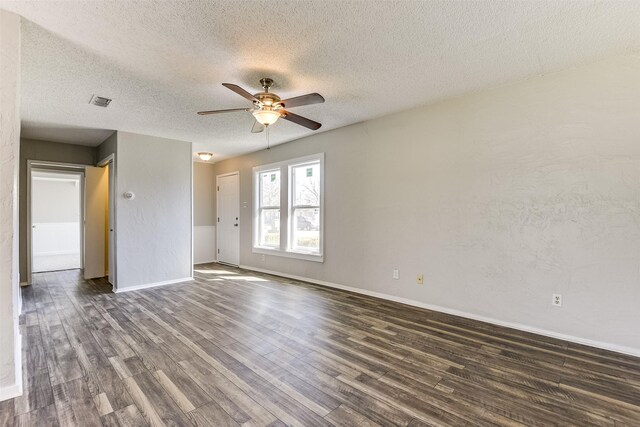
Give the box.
[30,169,83,273]
[27,158,116,287]
[95,154,116,287]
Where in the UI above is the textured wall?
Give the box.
[18,138,96,281]
[114,132,192,290]
[0,9,22,400]
[212,54,640,354]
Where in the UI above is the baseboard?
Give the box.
[0,383,22,402]
[239,264,640,358]
[113,277,193,293]
[1,325,23,402]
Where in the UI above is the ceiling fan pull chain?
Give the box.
[266,125,270,150]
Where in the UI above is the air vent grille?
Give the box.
[89,95,112,107]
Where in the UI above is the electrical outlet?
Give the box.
[552,294,562,307]
[417,274,424,285]
[393,269,399,280]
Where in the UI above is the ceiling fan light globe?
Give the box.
[252,109,280,126]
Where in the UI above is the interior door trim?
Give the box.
[26,160,87,285]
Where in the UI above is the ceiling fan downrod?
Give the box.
[259,78,274,93]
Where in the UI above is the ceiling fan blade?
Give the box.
[278,93,325,109]
[251,121,265,133]
[281,110,322,130]
[222,83,260,103]
[197,108,251,115]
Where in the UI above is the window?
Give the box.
[258,169,280,248]
[290,162,321,253]
[253,153,324,262]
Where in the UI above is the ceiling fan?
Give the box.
[198,78,324,133]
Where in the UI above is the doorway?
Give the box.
[217,172,240,266]
[30,169,83,273]
[84,165,108,281]
[91,154,116,287]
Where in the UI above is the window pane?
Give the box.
[260,170,280,207]
[292,208,320,252]
[293,163,320,206]
[260,209,280,247]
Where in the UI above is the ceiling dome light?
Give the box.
[197,152,213,161]
[252,109,281,126]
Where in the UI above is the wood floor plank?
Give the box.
[114,404,150,427]
[0,398,15,425]
[179,357,271,426]
[122,376,166,427]
[152,370,196,413]
[52,377,103,426]
[127,370,193,426]
[13,371,54,416]
[325,404,384,427]
[13,403,59,427]
[186,401,240,427]
[93,392,114,416]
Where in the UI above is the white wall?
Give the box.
[213,54,640,355]
[31,175,80,223]
[114,132,193,291]
[0,9,22,401]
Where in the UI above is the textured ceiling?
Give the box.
[2,1,640,160]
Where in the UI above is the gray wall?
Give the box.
[19,138,96,281]
[193,162,216,227]
[212,54,640,355]
[97,132,117,163]
[114,132,192,290]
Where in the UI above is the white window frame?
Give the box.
[253,153,324,262]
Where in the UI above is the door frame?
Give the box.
[97,153,117,289]
[26,160,87,284]
[216,171,240,266]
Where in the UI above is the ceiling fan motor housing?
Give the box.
[254,92,282,108]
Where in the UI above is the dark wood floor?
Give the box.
[2,264,639,426]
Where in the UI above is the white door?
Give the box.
[217,173,240,265]
[84,166,108,279]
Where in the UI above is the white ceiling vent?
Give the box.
[89,95,112,107]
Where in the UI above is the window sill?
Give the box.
[252,246,324,263]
